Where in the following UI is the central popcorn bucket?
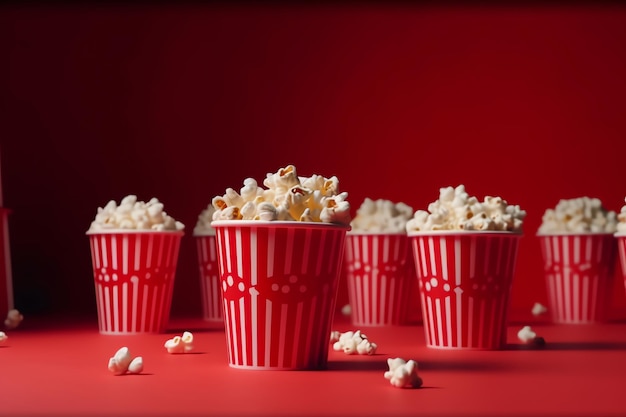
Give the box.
[343,233,418,326]
[87,230,184,334]
[212,220,349,370]
[539,233,617,324]
[194,234,223,324]
[409,231,521,350]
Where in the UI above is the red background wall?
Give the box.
[1,3,625,319]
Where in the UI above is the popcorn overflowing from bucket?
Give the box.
[88,195,184,231]
[211,165,351,225]
[539,197,617,234]
[406,185,526,232]
[350,198,413,233]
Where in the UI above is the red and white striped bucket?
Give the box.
[343,233,417,326]
[539,234,616,324]
[195,235,223,323]
[409,232,521,350]
[212,221,349,370]
[87,231,183,334]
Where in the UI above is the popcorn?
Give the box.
[350,198,413,233]
[193,205,216,236]
[164,331,194,354]
[127,357,144,374]
[0,331,7,344]
[107,347,143,375]
[89,195,184,232]
[615,197,626,234]
[539,197,617,234]
[517,325,537,343]
[406,185,525,232]
[330,330,341,344]
[108,347,133,375]
[517,325,545,346]
[331,330,378,355]
[210,165,351,225]
[341,304,352,316]
[384,357,423,389]
[532,302,548,316]
[4,309,23,329]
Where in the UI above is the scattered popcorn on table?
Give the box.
[384,358,423,389]
[331,330,378,355]
[517,326,536,343]
[341,304,352,316]
[532,302,548,316]
[5,309,23,329]
[0,331,7,344]
[108,347,143,375]
[517,326,545,346]
[329,330,341,344]
[164,331,194,354]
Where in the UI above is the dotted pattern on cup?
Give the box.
[411,234,520,350]
[540,234,616,324]
[89,233,182,334]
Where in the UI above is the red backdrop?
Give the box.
[1,4,625,318]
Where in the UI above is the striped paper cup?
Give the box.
[409,231,521,350]
[539,233,616,324]
[194,234,223,323]
[212,220,349,370]
[343,233,418,326]
[87,230,184,334]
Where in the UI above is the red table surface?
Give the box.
[2,310,626,417]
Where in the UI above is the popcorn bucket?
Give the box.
[212,221,349,370]
[539,234,616,324]
[0,207,13,319]
[194,234,223,323]
[343,233,418,326]
[409,232,521,350]
[87,231,184,334]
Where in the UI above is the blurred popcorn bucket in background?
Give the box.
[0,207,13,320]
[343,233,419,326]
[409,232,521,350]
[539,233,616,324]
[212,221,349,370]
[194,233,223,324]
[87,230,184,334]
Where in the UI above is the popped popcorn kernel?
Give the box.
[350,198,414,233]
[384,357,423,389]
